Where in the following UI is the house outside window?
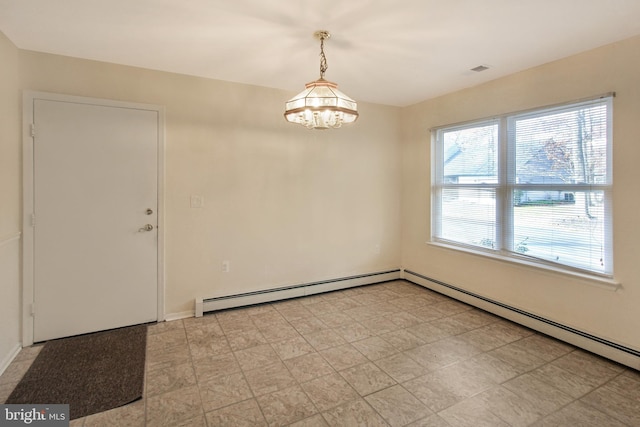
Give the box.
[432,95,613,277]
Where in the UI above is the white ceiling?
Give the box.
[2,0,640,107]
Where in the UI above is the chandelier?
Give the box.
[284,31,358,130]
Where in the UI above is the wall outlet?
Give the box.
[222,260,230,273]
[190,195,205,208]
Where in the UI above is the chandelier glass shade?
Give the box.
[284,31,358,130]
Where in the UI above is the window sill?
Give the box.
[427,241,621,291]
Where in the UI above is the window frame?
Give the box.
[431,94,615,283]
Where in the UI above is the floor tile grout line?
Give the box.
[577,370,636,427]
[277,309,338,424]
[3,280,639,426]
[184,318,212,427]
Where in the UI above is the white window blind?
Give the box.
[432,95,613,276]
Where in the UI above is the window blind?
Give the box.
[432,95,613,276]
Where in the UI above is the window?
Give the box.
[432,95,613,276]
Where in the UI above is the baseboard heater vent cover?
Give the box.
[195,269,401,317]
[403,269,640,370]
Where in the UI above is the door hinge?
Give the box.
[31,213,36,226]
[30,123,36,137]
[30,303,35,316]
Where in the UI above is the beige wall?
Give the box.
[401,35,640,352]
[5,28,640,368]
[0,31,22,369]
[18,51,402,316]
[0,34,20,238]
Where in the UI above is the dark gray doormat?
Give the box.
[6,324,147,420]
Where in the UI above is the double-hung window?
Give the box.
[432,95,613,277]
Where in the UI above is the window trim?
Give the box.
[427,240,620,290]
[431,93,615,282]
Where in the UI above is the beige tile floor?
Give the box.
[2,280,640,426]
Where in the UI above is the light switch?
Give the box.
[190,195,205,208]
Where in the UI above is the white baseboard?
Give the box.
[403,269,640,370]
[0,343,22,377]
[164,311,195,322]
[195,270,402,317]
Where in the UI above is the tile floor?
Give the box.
[1,280,639,426]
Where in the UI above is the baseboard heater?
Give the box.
[195,269,402,317]
[403,269,640,370]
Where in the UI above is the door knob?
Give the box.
[139,224,154,232]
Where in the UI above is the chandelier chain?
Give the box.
[319,35,328,79]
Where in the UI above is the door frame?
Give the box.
[22,91,166,346]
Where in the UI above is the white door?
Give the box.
[28,95,161,342]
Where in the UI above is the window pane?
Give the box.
[440,188,496,248]
[442,123,498,184]
[433,96,612,276]
[514,104,608,185]
[513,190,607,273]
